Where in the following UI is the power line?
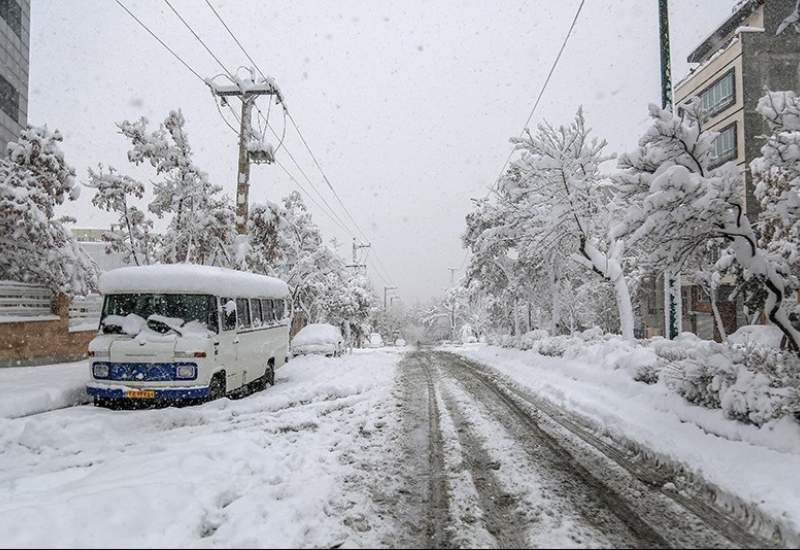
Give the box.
[114,0,206,83]
[274,159,354,237]
[163,0,233,78]
[487,0,587,194]
[202,2,397,286]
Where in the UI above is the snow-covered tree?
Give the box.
[86,165,156,266]
[465,108,635,338]
[613,101,800,351]
[0,126,97,296]
[118,110,235,265]
[753,91,800,280]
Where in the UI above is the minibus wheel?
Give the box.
[265,362,275,387]
[209,373,226,401]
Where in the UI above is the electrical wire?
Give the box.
[487,0,587,195]
[203,1,397,286]
[114,0,206,83]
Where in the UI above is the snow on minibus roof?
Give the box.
[99,265,289,299]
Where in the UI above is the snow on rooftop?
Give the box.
[99,264,289,299]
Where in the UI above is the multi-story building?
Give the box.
[638,0,800,340]
[0,0,28,153]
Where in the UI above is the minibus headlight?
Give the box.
[93,363,110,379]
[175,365,197,380]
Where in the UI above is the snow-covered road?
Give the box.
[393,351,774,549]
[0,348,787,548]
[0,350,404,548]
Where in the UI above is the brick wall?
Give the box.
[0,294,94,367]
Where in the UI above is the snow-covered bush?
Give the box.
[721,344,800,426]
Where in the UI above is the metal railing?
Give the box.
[0,281,55,321]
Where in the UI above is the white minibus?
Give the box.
[86,264,290,407]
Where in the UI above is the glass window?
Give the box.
[0,0,22,39]
[221,297,236,331]
[274,299,284,320]
[700,70,734,119]
[710,124,737,167]
[0,74,19,123]
[261,299,274,324]
[251,299,263,327]
[236,298,251,329]
[101,293,218,332]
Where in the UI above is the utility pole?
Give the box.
[346,238,370,273]
[209,71,281,235]
[448,267,458,286]
[384,286,398,310]
[659,0,680,339]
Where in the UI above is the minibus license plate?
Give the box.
[126,390,156,399]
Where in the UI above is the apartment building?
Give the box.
[0,0,28,153]
[638,0,800,340]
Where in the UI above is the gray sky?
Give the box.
[29,0,734,302]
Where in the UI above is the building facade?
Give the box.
[0,0,28,153]
[638,0,800,340]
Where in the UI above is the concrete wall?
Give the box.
[0,295,94,367]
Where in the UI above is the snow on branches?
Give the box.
[615,101,800,352]
[86,165,156,267]
[117,110,235,265]
[0,126,97,296]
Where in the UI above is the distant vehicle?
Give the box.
[86,265,290,408]
[395,338,407,347]
[368,332,384,348]
[291,323,344,358]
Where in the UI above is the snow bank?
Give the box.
[292,323,342,346]
[0,361,90,418]
[100,264,289,299]
[447,344,800,537]
[0,351,400,548]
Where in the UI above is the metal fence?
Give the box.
[0,281,56,321]
[68,294,102,332]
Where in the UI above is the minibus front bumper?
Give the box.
[86,384,211,402]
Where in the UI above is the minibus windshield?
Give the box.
[101,294,218,334]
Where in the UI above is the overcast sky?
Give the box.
[29,0,735,302]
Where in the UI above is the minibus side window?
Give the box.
[261,299,273,324]
[221,298,237,331]
[236,298,251,329]
[207,296,219,333]
[276,299,284,320]
[251,299,263,327]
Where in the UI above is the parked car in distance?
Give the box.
[368,332,384,348]
[395,338,407,347]
[291,323,344,357]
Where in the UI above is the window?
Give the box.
[251,298,263,327]
[700,69,735,120]
[274,299,284,320]
[221,297,236,331]
[236,298,251,329]
[0,74,18,123]
[0,0,21,38]
[101,293,219,333]
[709,123,737,167]
[261,299,274,324]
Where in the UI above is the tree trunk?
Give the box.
[551,260,561,335]
[709,286,728,342]
[575,239,635,340]
[725,214,800,352]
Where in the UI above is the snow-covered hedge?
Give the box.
[487,328,800,428]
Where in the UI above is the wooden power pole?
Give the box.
[209,72,281,235]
